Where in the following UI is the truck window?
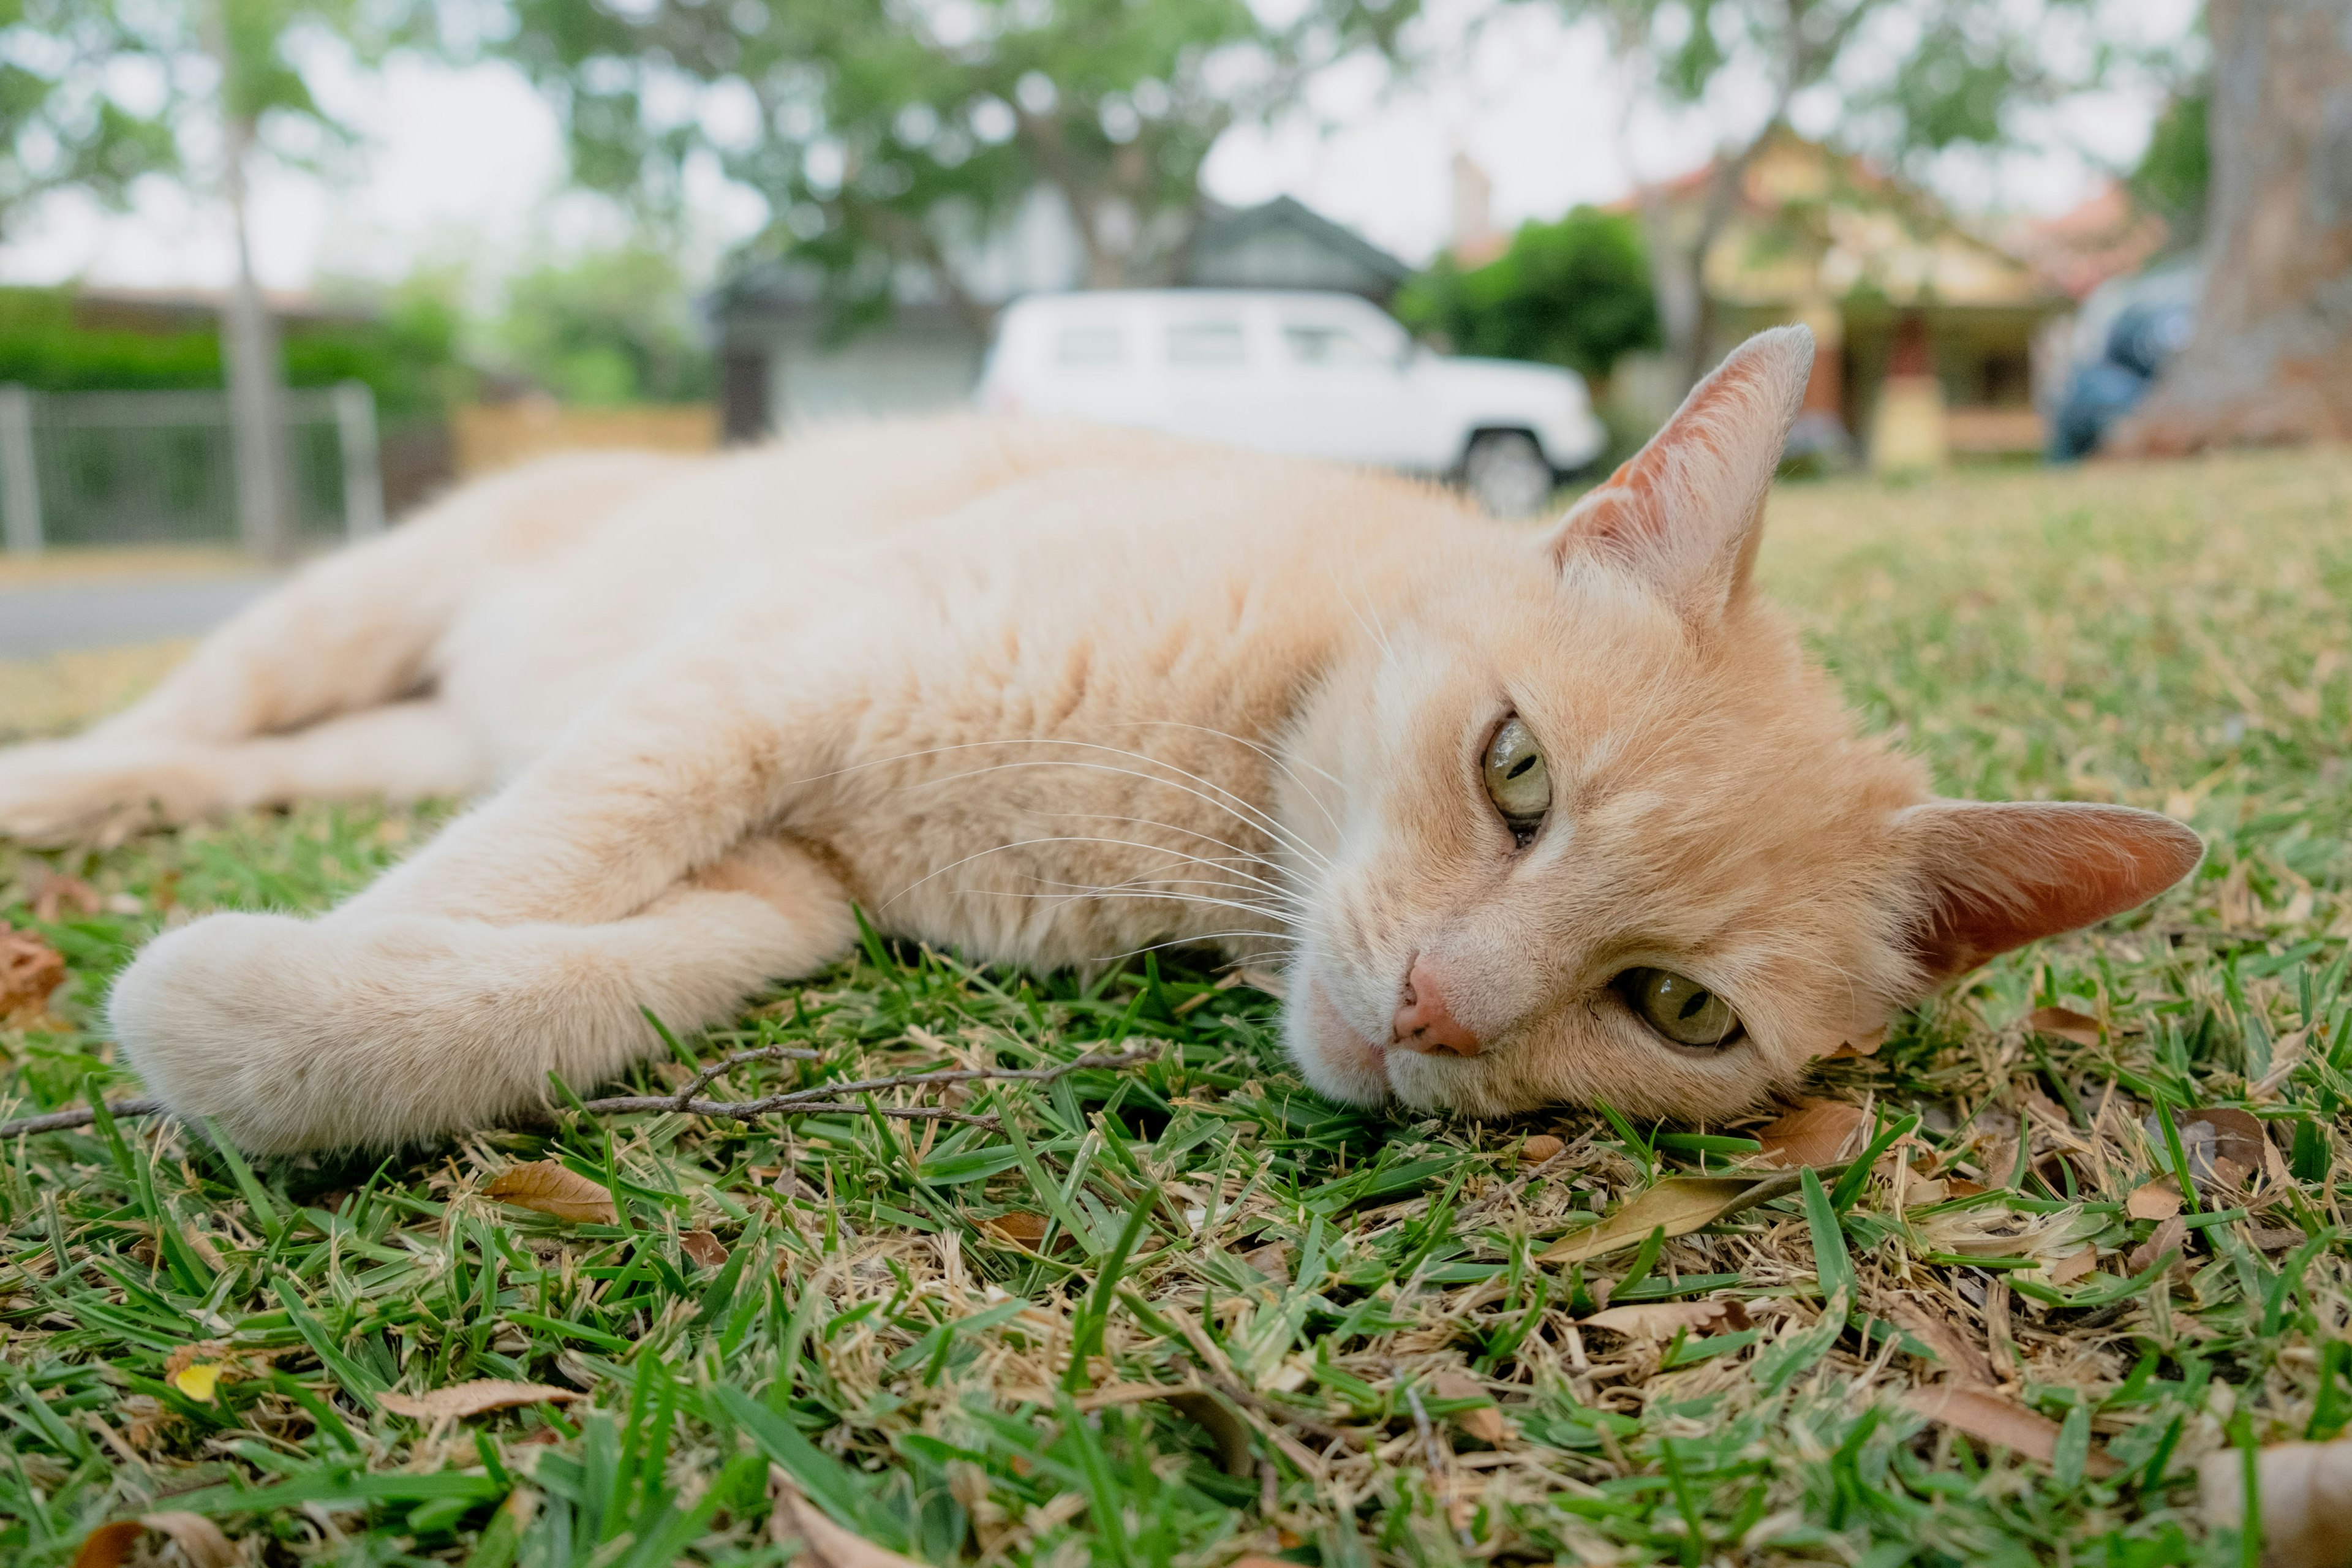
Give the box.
[1052,324,1125,368]
[1166,320,1247,366]
[1282,323,1386,368]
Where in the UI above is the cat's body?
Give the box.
[0,329,2201,1152]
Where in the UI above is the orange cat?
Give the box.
[0,327,2199,1151]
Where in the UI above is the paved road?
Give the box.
[0,573,282,658]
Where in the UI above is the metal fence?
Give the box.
[0,382,384,554]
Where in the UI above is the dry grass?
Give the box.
[0,448,2346,1566]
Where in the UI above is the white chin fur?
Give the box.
[1283,970,1393,1106]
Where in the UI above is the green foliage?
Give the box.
[492,246,714,406]
[0,0,178,225]
[0,285,466,419]
[492,0,1419,329]
[1393,206,1659,382]
[2132,92,2210,249]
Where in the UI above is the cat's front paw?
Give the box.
[108,911,342,1153]
[0,739,213,846]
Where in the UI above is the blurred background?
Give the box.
[0,0,2339,605]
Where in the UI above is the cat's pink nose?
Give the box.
[1393,960,1480,1056]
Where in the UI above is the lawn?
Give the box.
[1,449,2348,1567]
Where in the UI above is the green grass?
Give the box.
[3,449,2350,1566]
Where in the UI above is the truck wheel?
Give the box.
[1462,431,1554,518]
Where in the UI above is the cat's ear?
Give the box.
[1544,324,1814,622]
[1897,801,2204,984]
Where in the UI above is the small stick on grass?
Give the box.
[0,1044,1161,1140]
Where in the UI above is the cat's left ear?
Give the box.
[1543,324,1814,624]
[1896,801,2204,984]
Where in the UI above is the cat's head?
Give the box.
[1280,325,2201,1122]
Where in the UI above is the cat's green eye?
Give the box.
[1482,715,1551,830]
[1616,967,1743,1049]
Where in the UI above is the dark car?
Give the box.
[2049,264,2199,461]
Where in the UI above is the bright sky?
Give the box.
[0,0,2202,300]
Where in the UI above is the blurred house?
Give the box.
[1634,129,2071,464]
[710,192,1411,439]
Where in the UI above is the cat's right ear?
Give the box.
[1896,801,2204,984]
[1541,325,1814,625]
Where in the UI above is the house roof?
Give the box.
[1620,130,2067,314]
[713,192,1411,329]
[1187,195,1412,287]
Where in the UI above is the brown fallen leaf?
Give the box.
[1537,1174,1799,1266]
[1,925,67,1025]
[1520,1134,1566,1166]
[1228,967,1287,1000]
[1431,1370,1507,1444]
[1753,1101,1869,1168]
[70,1521,144,1568]
[2146,1107,2268,1191]
[2044,1246,2098,1287]
[2127,1177,2184,1221]
[138,1513,237,1568]
[2199,1438,2352,1568]
[379,1380,579,1421]
[484,1163,617,1225]
[2247,1223,2312,1253]
[30,870,102,924]
[679,1229,729,1268]
[770,1475,925,1567]
[1904,1385,2119,1477]
[1582,1298,1752,1341]
[981,1212,1052,1246]
[1009,1382,1257,1474]
[2026,1005,2104,1047]
[1890,1298,1998,1387]
[2128,1215,2187,1275]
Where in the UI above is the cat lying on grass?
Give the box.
[0,328,2199,1153]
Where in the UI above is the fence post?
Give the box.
[0,384,40,556]
[333,380,385,540]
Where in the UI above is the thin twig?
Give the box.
[670,1042,826,1111]
[0,1097,162,1137]
[0,1046,1161,1141]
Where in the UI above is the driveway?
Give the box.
[0,573,282,658]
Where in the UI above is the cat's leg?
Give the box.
[110,615,872,1149]
[0,452,679,842]
[0,699,486,844]
[110,837,856,1152]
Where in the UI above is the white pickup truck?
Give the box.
[975,289,1608,516]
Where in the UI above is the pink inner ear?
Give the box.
[1905,802,2205,982]
[1547,325,1814,611]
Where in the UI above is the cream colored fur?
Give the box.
[0,326,2201,1152]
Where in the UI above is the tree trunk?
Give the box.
[2108,0,2352,453]
[220,114,295,562]
[1637,181,1706,394]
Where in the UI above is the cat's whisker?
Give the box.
[1077,931,1300,968]
[877,833,1308,918]
[1117,719,1346,838]
[904,756,1332,872]
[989,876,1305,924]
[1017,812,1304,897]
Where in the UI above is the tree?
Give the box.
[0,0,176,228]
[170,0,434,555]
[1393,206,1659,382]
[491,0,1419,334]
[2110,0,2352,453]
[1562,0,2153,394]
[2128,89,2209,251]
[494,244,714,405]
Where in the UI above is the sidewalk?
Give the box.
[0,549,281,658]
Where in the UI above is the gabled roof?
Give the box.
[1189,195,1412,287]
